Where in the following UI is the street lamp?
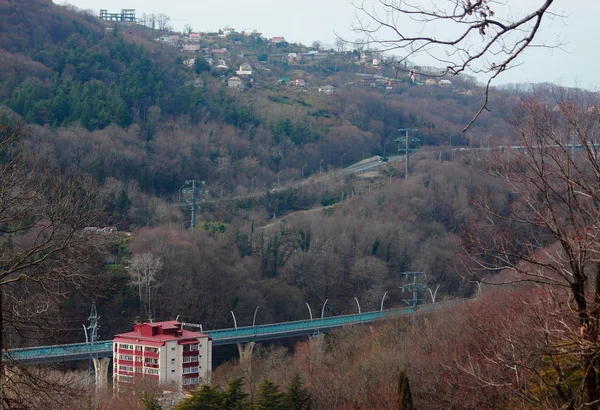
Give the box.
[277,170,283,185]
[354,297,361,314]
[220,182,226,198]
[363,147,368,159]
[230,311,238,329]
[302,164,307,179]
[319,159,325,175]
[383,141,390,158]
[321,299,329,319]
[252,306,260,327]
[427,285,440,304]
[380,292,388,312]
[305,303,313,322]
[340,153,346,169]
[251,176,257,191]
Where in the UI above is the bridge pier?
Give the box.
[237,342,256,364]
[92,357,111,389]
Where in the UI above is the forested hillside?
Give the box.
[0,0,523,337]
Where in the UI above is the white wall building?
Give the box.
[113,321,212,391]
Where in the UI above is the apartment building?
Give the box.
[113,320,212,390]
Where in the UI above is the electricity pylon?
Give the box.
[399,271,427,309]
[396,128,419,179]
[180,180,207,229]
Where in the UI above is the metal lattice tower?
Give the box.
[180,180,207,229]
[84,304,100,377]
[396,128,419,179]
[399,272,427,309]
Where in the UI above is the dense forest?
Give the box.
[3,1,600,409]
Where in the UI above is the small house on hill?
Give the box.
[228,76,242,89]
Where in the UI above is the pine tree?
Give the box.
[255,379,284,410]
[395,371,414,410]
[223,378,249,410]
[284,373,311,410]
[176,385,224,410]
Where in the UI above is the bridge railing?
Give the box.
[3,341,114,363]
[2,299,468,363]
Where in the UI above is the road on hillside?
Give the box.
[204,155,406,204]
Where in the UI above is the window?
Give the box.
[183,356,199,363]
[171,358,175,364]
[171,347,176,351]
[144,358,159,368]
[118,355,133,361]
[119,365,133,372]
[145,346,159,353]
[184,343,199,352]
[183,366,199,374]
[183,377,199,385]
[120,343,133,350]
[119,375,134,383]
[135,346,143,352]
[144,368,159,375]
[135,367,143,373]
[171,369,175,373]
[135,357,143,362]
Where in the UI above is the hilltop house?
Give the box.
[183,43,200,52]
[188,33,201,42]
[318,85,335,94]
[295,79,306,87]
[236,63,253,76]
[439,79,453,87]
[270,36,285,44]
[228,76,243,89]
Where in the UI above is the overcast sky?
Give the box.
[58,0,598,89]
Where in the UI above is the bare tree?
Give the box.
[0,118,106,407]
[353,0,560,129]
[465,88,600,408]
[335,37,346,53]
[128,252,163,320]
[156,13,171,32]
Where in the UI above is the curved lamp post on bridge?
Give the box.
[252,306,260,327]
[340,153,346,169]
[354,297,361,314]
[321,299,329,319]
[305,303,313,322]
[428,285,440,304]
[380,292,388,312]
[319,159,325,175]
[230,311,238,330]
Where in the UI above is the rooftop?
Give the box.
[115,320,209,343]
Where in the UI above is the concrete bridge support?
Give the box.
[92,357,111,389]
[237,342,256,364]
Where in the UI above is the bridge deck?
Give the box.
[3,302,462,365]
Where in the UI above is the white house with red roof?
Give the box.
[113,321,212,390]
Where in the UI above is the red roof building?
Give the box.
[113,321,212,390]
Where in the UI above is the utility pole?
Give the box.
[399,272,426,310]
[180,180,207,230]
[396,128,419,179]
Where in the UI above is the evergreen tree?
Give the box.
[283,373,311,410]
[176,385,224,410]
[255,379,284,410]
[395,371,414,410]
[223,378,249,410]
